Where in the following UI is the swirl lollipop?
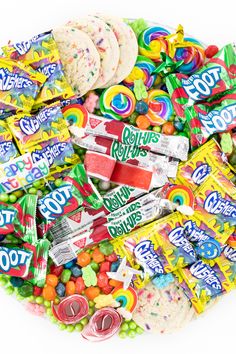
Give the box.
[138,26,170,62]
[145,89,173,126]
[174,37,205,74]
[123,55,157,90]
[100,85,136,120]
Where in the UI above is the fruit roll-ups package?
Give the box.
[0,120,18,163]
[72,134,179,178]
[110,212,197,288]
[69,114,189,161]
[0,244,33,277]
[2,31,74,104]
[0,57,46,115]
[38,164,103,233]
[172,139,234,192]
[166,43,236,118]
[175,255,235,313]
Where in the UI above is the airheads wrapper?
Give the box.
[0,194,37,244]
[7,102,70,153]
[2,31,74,105]
[185,89,236,148]
[23,239,50,286]
[175,256,234,313]
[38,164,103,233]
[0,57,46,115]
[166,43,236,118]
[0,245,33,277]
[110,212,197,289]
[23,136,80,169]
[70,114,189,161]
[173,139,234,192]
[0,120,18,164]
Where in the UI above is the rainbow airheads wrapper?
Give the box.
[0,194,37,244]
[185,89,236,148]
[173,139,234,191]
[0,58,46,115]
[111,212,196,288]
[7,102,70,153]
[2,31,74,105]
[38,164,103,233]
[0,244,33,277]
[0,120,18,163]
[175,256,234,313]
[166,43,236,119]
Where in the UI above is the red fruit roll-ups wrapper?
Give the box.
[0,244,33,277]
[69,114,189,161]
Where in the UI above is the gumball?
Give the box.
[46,274,59,288]
[84,286,100,300]
[92,248,105,263]
[75,277,86,294]
[135,101,149,115]
[66,281,76,296]
[77,252,91,267]
[97,273,109,288]
[205,45,219,58]
[99,261,111,273]
[56,282,66,297]
[42,285,56,301]
[161,122,176,135]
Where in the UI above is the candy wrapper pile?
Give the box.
[0,15,236,341]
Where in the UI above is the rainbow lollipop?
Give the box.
[61,104,88,128]
[123,55,157,90]
[112,286,138,313]
[162,184,195,208]
[145,89,173,126]
[138,26,170,62]
[100,85,136,120]
[174,37,205,74]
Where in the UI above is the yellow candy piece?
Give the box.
[94,294,119,309]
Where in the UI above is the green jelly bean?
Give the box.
[90,261,100,272]
[61,269,72,283]
[44,300,51,308]
[136,326,144,335]
[0,193,9,202]
[129,321,137,330]
[59,323,67,330]
[152,126,161,133]
[75,323,83,332]
[35,296,44,304]
[32,180,42,188]
[66,325,75,332]
[121,322,129,331]
[5,286,14,295]
[128,329,136,338]
[80,317,89,326]
[118,331,127,339]
[9,194,17,203]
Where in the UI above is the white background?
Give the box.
[0,1,236,353]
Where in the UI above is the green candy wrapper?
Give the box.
[166,43,236,119]
[38,163,103,234]
[0,194,37,244]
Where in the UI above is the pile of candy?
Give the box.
[0,14,236,341]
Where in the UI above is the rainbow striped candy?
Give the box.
[138,26,170,62]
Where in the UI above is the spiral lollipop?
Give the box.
[174,37,205,74]
[145,89,173,126]
[61,104,88,128]
[100,85,136,120]
[138,26,170,62]
[123,55,157,90]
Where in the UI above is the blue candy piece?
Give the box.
[56,282,66,297]
[174,121,184,131]
[64,260,75,269]
[71,265,82,278]
[110,261,120,272]
[10,277,24,288]
[152,273,175,289]
[196,238,222,260]
[135,100,149,115]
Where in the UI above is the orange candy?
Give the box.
[66,281,76,296]
[161,121,176,135]
[46,274,59,288]
[84,286,100,300]
[136,115,150,130]
[109,279,123,288]
[92,248,105,263]
[42,285,56,301]
[77,252,91,267]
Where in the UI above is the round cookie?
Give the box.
[96,15,138,87]
[67,16,120,89]
[133,281,195,334]
[52,26,100,97]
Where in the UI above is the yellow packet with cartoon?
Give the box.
[174,255,235,314]
[111,212,197,289]
[7,102,70,153]
[2,32,74,104]
[0,120,18,163]
[172,139,234,192]
[0,57,46,114]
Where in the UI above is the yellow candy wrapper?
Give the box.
[7,102,70,153]
[0,57,46,114]
[0,120,18,163]
[172,139,234,192]
[111,212,197,289]
[2,31,74,104]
